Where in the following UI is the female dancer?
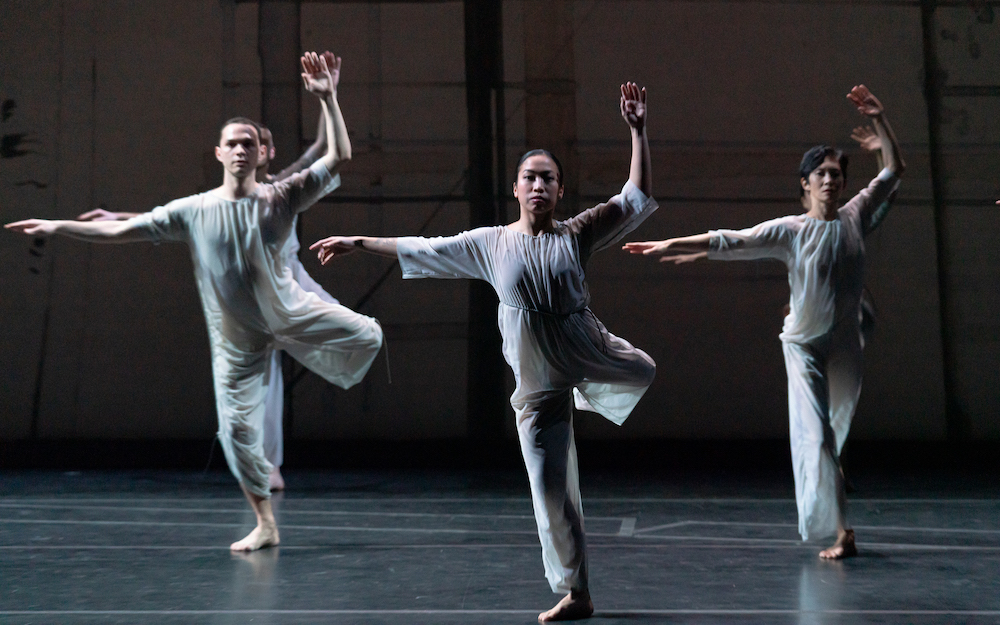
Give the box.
[311,83,656,621]
[625,85,904,559]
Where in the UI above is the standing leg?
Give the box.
[210,338,279,551]
[818,325,864,559]
[232,484,279,552]
[782,340,844,552]
[262,349,286,491]
[515,391,593,622]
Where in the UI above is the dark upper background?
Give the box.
[0,0,997,449]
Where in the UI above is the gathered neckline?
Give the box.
[502,222,567,238]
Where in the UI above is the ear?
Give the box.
[557,185,565,200]
[215,145,223,162]
[800,177,810,191]
[512,181,519,198]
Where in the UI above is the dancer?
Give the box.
[625,85,904,559]
[6,52,383,551]
[76,52,346,492]
[311,82,656,622]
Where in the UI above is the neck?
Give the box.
[805,198,838,221]
[255,165,271,183]
[509,210,556,236]
[215,170,257,201]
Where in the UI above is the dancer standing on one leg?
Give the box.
[6,52,382,552]
[625,85,904,559]
[76,51,346,492]
[311,83,656,621]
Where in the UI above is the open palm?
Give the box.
[300,51,339,97]
[620,82,646,131]
[847,85,883,117]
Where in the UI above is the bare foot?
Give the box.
[819,528,857,560]
[269,467,285,491]
[538,590,593,622]
[230,522,280,552]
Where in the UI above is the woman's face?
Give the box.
[801,155,845,206]
[514,154,564,216]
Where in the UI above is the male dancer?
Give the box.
[7,52,382,551]
[77,52,345,492]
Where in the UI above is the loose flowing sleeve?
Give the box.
[840,168,900,236]
[397,228,496,283]
[273,160,343,217]
[128,198,192,244]
[566,180,659,257]
[707,217,795,263]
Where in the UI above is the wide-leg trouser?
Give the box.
[262,351,284,468]
[782,323,863,541]
[212,305,382,499]
[515,390,588,594]
[261,261,340,468]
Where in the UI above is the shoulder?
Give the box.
[752,214,803,232]
[156,192,211,215]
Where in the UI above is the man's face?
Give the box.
[215,124,260,178]
[801,155,845,206]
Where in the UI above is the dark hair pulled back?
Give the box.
[798,145,848,197]
[517,149,564,184]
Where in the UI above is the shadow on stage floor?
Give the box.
[1,455,998,624]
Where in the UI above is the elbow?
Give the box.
[108,221,132,238]
[893,158,906,177]
[332,147,352,169]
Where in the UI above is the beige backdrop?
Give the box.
[2,1,997,443]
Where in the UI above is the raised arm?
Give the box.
[846,85,904,177]
[6,217,149,243]
[274,51,340,181]
[621,82,651,196]
[309,235,398,264]
[850,125,884,171]
[300,51,351,176]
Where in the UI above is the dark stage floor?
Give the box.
[1,468,999,624]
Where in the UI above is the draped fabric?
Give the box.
[398,181,658,592]
[709,169,899,539]
[131,162,382,497]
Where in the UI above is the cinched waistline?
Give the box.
[499,301,588,317]
[499,302,606,352]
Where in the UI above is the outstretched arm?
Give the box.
[309,235,398,264]
[623,232,713,263]
[77,209,141,221]
[621,82,651,196]
[6,218,148,243]
[300,51,352,176]
[275,51,340,181]
[847,85,905,177]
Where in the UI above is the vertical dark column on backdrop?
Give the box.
[463,0,508,441]
[524,0,577,218]
[920,0,968,439]
[258,1,302,176]
[258,0,302,437]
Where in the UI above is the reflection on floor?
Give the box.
[1,469,998,624]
